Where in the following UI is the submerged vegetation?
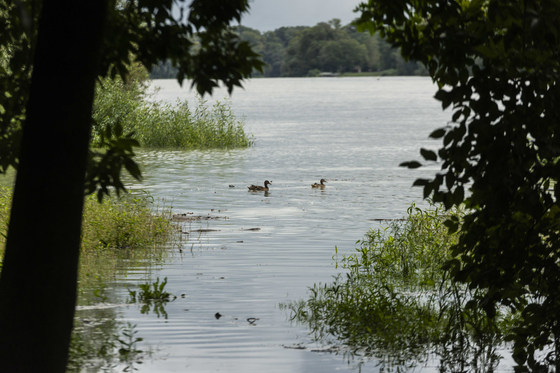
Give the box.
[282,202,513,371]
[68,319,147,373]
[92,73,253,149]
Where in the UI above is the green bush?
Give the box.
[91,77,253,149]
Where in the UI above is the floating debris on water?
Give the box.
[172,214,228,222]
[283,345,307,350]
[310,347,340,353]
[368,218,407,221]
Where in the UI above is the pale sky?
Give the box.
[239,0,363,31]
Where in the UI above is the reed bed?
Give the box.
[91,78,253,149]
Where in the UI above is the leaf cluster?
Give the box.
[356,0,560,367]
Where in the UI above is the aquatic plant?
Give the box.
[342,201,460,288]
[92,77,253,149]
[135,96,253,149]
[81,191,176,252]
[128,277,176,302]
[67,320,146,373]
[118,322,144,372]
[128,277,176,319]
[282,202,509,371]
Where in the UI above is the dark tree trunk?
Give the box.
[0,0,107,371]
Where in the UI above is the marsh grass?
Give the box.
[132,97,253,149]
[282,202,507,371]
[78,190,179,296]
[0,187,179,276]
[81,191,175,252]
[92,77,253,149]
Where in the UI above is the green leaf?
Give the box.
[412,178,430,186]
[429,128,446,139]
[444,218,459,233]
[420,148,437,161]
[399,161,422,169]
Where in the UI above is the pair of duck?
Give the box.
[247,179,327,192]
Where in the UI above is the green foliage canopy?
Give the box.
[153,20,427,78]
[356,0,560,367]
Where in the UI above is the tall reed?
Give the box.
[91,77,253,149]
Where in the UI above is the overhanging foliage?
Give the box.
[0,0,264,199]
[356,0,560,368]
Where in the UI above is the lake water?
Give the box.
[75,77,510,372]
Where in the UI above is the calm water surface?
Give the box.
[76,77,510,372]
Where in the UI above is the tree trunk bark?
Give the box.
[0,1,107,372]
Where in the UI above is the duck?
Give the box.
[248,180,272,192]
[311,179,327,188]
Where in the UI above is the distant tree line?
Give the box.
[150,19,428,79]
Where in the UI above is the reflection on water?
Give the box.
[70,77,517,372]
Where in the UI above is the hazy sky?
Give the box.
[239,0,363,31]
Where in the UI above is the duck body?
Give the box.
[248,180,271,192]
[311,179,327,188]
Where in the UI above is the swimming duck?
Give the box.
[248,180,272,192]
[311,179,327,188]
